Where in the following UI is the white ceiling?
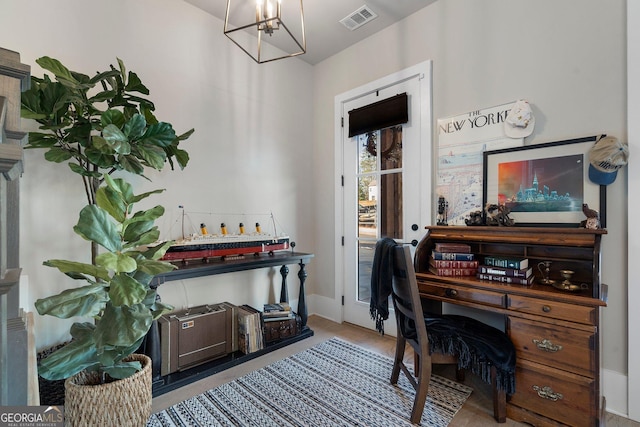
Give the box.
[182,0,437,65]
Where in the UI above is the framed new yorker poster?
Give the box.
[482,135,606,227]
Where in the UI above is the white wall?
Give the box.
[0,0,314,349]
[312,0,630,417]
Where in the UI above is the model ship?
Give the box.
[161,210,290,263]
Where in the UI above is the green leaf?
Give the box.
[95,184,126,223]
[20,89,45,119]
[102,124,131,155]
[89,90,117,103]
[125,71,150,95]
[90,136,116,154]
[108,273,146,306]
[172,148,189,169]
[44,147,73,163]
[125,228,160,248]
[94,303,152,348]
[101,109,125,128]
[127,205,165,224]
[84,149,117,170]
[150,300,174,320]
[88,69,121,85]
[140,122,176,148]
[104,175,135,204]
[66,121,92,146]
[135,144,166,170]
[34,283,108,319]
[118,154,145,175]
[141,106,158,124]
[117,58,126,82]
[135,257,176,276]
[140,240,174,261]
[96,251,137,274]
[38,330,99,380]
[122,218,155,243]
[124,114,146,139]
[129,189,165,204]
[36,56,78,86]
[25,132,58,149]
[43,259,110,282]
[74,204,122,253]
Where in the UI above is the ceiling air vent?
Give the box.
[339,5,378,31]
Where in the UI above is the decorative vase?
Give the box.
[64,354,152,427]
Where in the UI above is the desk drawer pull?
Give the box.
[533,385,563,402]
[542,305,551,313]
[445,289,458,297]
[533,338,563,353]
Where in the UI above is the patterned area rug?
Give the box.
[147,337,472,426]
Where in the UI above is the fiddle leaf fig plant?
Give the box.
[35,175,176,381]
[21,56,194,262]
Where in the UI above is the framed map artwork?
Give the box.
[435,101,523,225]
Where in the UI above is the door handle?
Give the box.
[411,224,419,231]
[411,239,419,247]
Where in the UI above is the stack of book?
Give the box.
[237,304,264,354]
[477,256,534,285]
[429,243,478,276]
[262,302,294,322]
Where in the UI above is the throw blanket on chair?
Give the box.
[369,237,398,334]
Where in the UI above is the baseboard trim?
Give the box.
[603,368,630,418]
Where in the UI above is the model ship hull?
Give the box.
[161,236,290,263]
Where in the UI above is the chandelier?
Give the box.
[224,0,306,64]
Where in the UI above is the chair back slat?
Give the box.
[391,246,429,345]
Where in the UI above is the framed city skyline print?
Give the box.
[482,135,606,227]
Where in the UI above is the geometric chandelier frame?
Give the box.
[224,0,306,64]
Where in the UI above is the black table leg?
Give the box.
[297,260,308,327]
[279,265,289,304]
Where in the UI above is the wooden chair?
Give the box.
[388,245,516,424]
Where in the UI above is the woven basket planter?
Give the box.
[64,354,152,427]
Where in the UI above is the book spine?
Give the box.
[429,267,477,276]
[431,251,475,261]
[478,265,532,278]
[477,273,533,285]
[434,243,471,253]
[430,259,479,268]
[483,256,528,269]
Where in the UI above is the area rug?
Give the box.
[147,337,472,427]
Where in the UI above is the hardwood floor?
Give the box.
[152,315,638,426]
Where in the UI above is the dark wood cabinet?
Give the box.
[414,226,607,426]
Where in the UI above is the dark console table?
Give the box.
[146,251,314,396]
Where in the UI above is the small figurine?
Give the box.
[580,203,600,229]
[437,196,449,225]
[465,210,484,226]
[485,203,515,226]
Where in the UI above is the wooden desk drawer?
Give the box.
[510,359,595,427]
[508,316,595,378]
[419,282,506,308]
[508,294,595,325]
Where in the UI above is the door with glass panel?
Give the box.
[339,64,432,332]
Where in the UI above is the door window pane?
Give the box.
[380,127,403,170]
[358,177,377,238]
[358,133,377,173]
